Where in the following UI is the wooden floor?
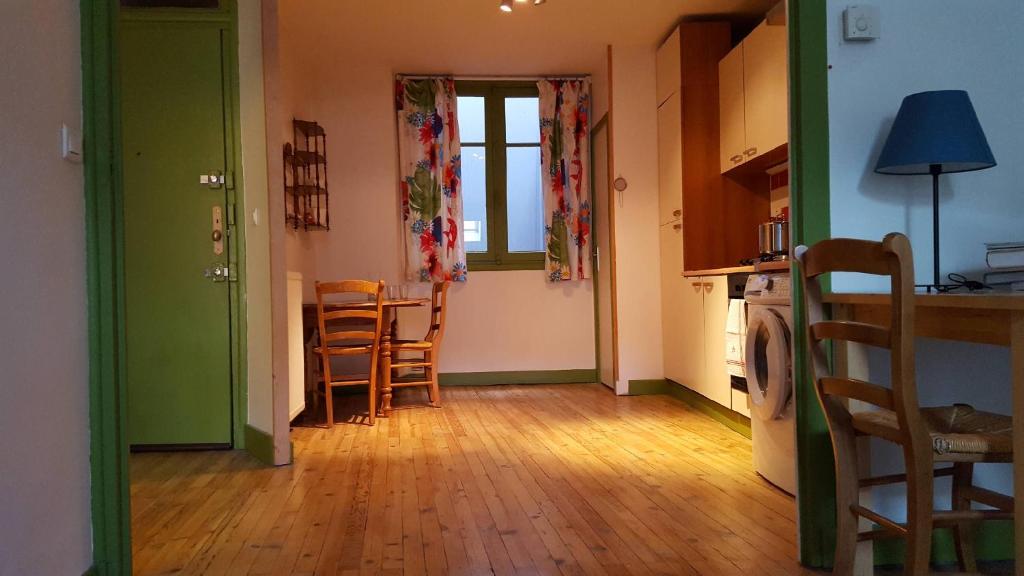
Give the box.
[130,384,816,575]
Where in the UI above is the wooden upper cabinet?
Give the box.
[656,27,681,107]
[718,46,746,174]
[718,19,788,174]
[657,91,683,226]
[742,21,788,161]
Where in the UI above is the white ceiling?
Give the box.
[294,0,776,50]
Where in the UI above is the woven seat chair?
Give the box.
[796,233,1013,575]
[314,280,385,427]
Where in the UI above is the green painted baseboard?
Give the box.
[439,369,597,386]
[627,379,751,439]
[874,519,1013,567]
[244,424,276,466]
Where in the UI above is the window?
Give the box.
[457,81,545,271]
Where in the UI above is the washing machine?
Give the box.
[744,273,797,495]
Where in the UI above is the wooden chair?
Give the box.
[386,281,449,407]
[796,233,1013,575]
[314,280,385,427]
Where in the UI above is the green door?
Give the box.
[121,23,233,447]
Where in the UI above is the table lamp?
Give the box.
[875,90,996,292]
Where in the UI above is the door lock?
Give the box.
[204,263,230,282]
[212,206,224,255]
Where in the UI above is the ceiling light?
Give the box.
[500,0,513,11]
[534,0,546,4]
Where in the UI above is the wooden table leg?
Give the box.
[380,307,393,417]
[1012,310,1024,576]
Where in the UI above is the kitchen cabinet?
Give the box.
[660,223,705,392]
[655,27,681,107]
[718,46,746,172]
[701,276,732,407]
[718,20,788,174]
[657,91,683,226]
[743,21,788,161]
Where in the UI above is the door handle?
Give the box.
[744,147,758,157]
[672,209,681,218]
[730,154,743,163]
[204,263,229,283]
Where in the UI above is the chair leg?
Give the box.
[903,449,934,576]
[324,383,334,429]
[951,462,977,572]
[428,353,441,408]
[832,436,861,575]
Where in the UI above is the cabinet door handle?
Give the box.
[691,281,703,292]
[672,209,681,217]
[730,154,743,163]
[703,282,714,292]
[744,147,758,157]
[672,223,682,231]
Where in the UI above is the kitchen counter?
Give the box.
[682,259,790,278]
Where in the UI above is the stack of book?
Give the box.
[984,241,1024,291]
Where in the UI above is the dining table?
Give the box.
[825,291,1024,573]
[302,297,430,417]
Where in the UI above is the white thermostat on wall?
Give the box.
[844,5,880,41]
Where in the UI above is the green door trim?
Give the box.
[789,0,834,568]
[82,0,248,573]
[82,1,130,572]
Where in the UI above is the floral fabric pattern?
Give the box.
[396,77,467,282]
[539,79,591,282]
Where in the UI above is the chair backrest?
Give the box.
[315,280,385,355]
[425,281,450,348]
[796,233,927,447]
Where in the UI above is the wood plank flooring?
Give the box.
[130,384,816,575]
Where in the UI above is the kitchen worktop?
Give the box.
[682,259,790,277]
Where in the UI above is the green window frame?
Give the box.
[457,80,546,271]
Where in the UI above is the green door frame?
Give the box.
[789,0,835,568]
[82,0,249,573]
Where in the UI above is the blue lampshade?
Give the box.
[875,90,996,175]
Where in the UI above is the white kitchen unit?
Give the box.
[718,45,746,172]
[657,91,683,226]
[655,26,681,108]
[700,276,731,408]
[719,19,788,173]
[659,223,705,392]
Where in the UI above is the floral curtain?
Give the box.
[396,76,467,282]
[539,79,592,282]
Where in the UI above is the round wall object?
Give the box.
[613,176,628,192]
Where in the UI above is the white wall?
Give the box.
[277,1,610,375]
[610,45,665,392]
[826,0,1023,520]
[0,2,92,574]
[828,0,1024,291]
[238,0,276,437]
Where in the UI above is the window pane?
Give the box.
[506,146,544,253]
[462,146,488,253]
[457,97,485,143]
[505,98,540,144]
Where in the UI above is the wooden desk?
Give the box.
[826,292,1024,573]
[302,298,429,417]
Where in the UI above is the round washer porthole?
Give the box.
[745,307,792,420]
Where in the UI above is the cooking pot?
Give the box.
[758,220,789,257]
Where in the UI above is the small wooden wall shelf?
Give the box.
[284,119,329,231]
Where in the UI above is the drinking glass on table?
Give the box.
[399,284,409,299]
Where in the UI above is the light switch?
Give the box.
[62,123,82,163]
[844,5,880,41]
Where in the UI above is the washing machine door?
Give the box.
[745,307,792,421]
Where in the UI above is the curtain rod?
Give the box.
[397,74,589,81]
